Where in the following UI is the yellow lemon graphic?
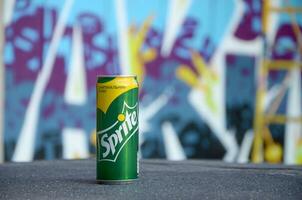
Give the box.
[118,114,125,121]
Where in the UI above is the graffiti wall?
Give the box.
[2,0,302,163]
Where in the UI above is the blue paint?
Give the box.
[4,0,301,161]
[201,139,210,149]
[58,37,71,73]
[89,51,106,69]
[43,8,53,42]
[22,28,39,42]
[252,17,261,32]
[275,37,296,55]
[188,0,235,50]
[4,43,14,64]
[126,0,167,30]
[184,146,195,157]
[4,70,35,141]
[252,0,261,11]
[14,36,33,51]
[183,131,199,145]
[27,57,39,71]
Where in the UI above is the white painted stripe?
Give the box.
[285,67,302,164]
[138,89,173,158]
[162,121,186,160]
[114,0,130,74]
[189,89,238,162]
[3,0,16,27]
[161,0,192,57]
[12,0,74,162]
[62,128,89,159]
[237,130,254,163]
[64,23,87,105]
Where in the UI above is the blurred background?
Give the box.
[0,0,301,164]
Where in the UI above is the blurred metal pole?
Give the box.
[0,0,5,163]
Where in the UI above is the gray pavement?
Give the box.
[0,159,302,199]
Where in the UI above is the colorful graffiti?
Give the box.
[1,0,302,164]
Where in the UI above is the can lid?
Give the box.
[97,75,137,78]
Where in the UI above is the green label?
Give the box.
[98,101,138,162]
[96,86,138,180]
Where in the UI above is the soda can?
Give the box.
[96,75,139,183]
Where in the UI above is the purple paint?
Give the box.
[6,7,44,84]
[226,54,236,66]
[271,23,302,60]
[234,0,261,40]
[241,67,250,76]
[42,102,56,118]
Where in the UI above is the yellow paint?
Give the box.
[192,52,218,112]
[191,51,218,84]
[253,1,302,164]
[176,65,201,89]
[252,59,302,163]
[265,115,302,124]
[175,0,189,13]
[263,127,273,145]
[265,59,302,70]
[90,129,96,147]
[290,12,302,56]
[261,0,269,34]
[97,78,138,113]
[142,48,157,63]
[252,60,268,163]
[73,152,81,159]
[264,143,283,164]
[263,127,282,163]
[176,51,219,112]
[128,15,157,85]
[270,6,302,13]
[296,140,302,164]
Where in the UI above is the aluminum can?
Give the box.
[96,75,139,183]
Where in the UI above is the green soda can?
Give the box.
[96,75,139,183]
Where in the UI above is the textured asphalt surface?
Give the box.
[0,159,302,200]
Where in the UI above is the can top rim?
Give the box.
[97,75,137,78]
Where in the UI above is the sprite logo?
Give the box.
[98,101,138,162]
